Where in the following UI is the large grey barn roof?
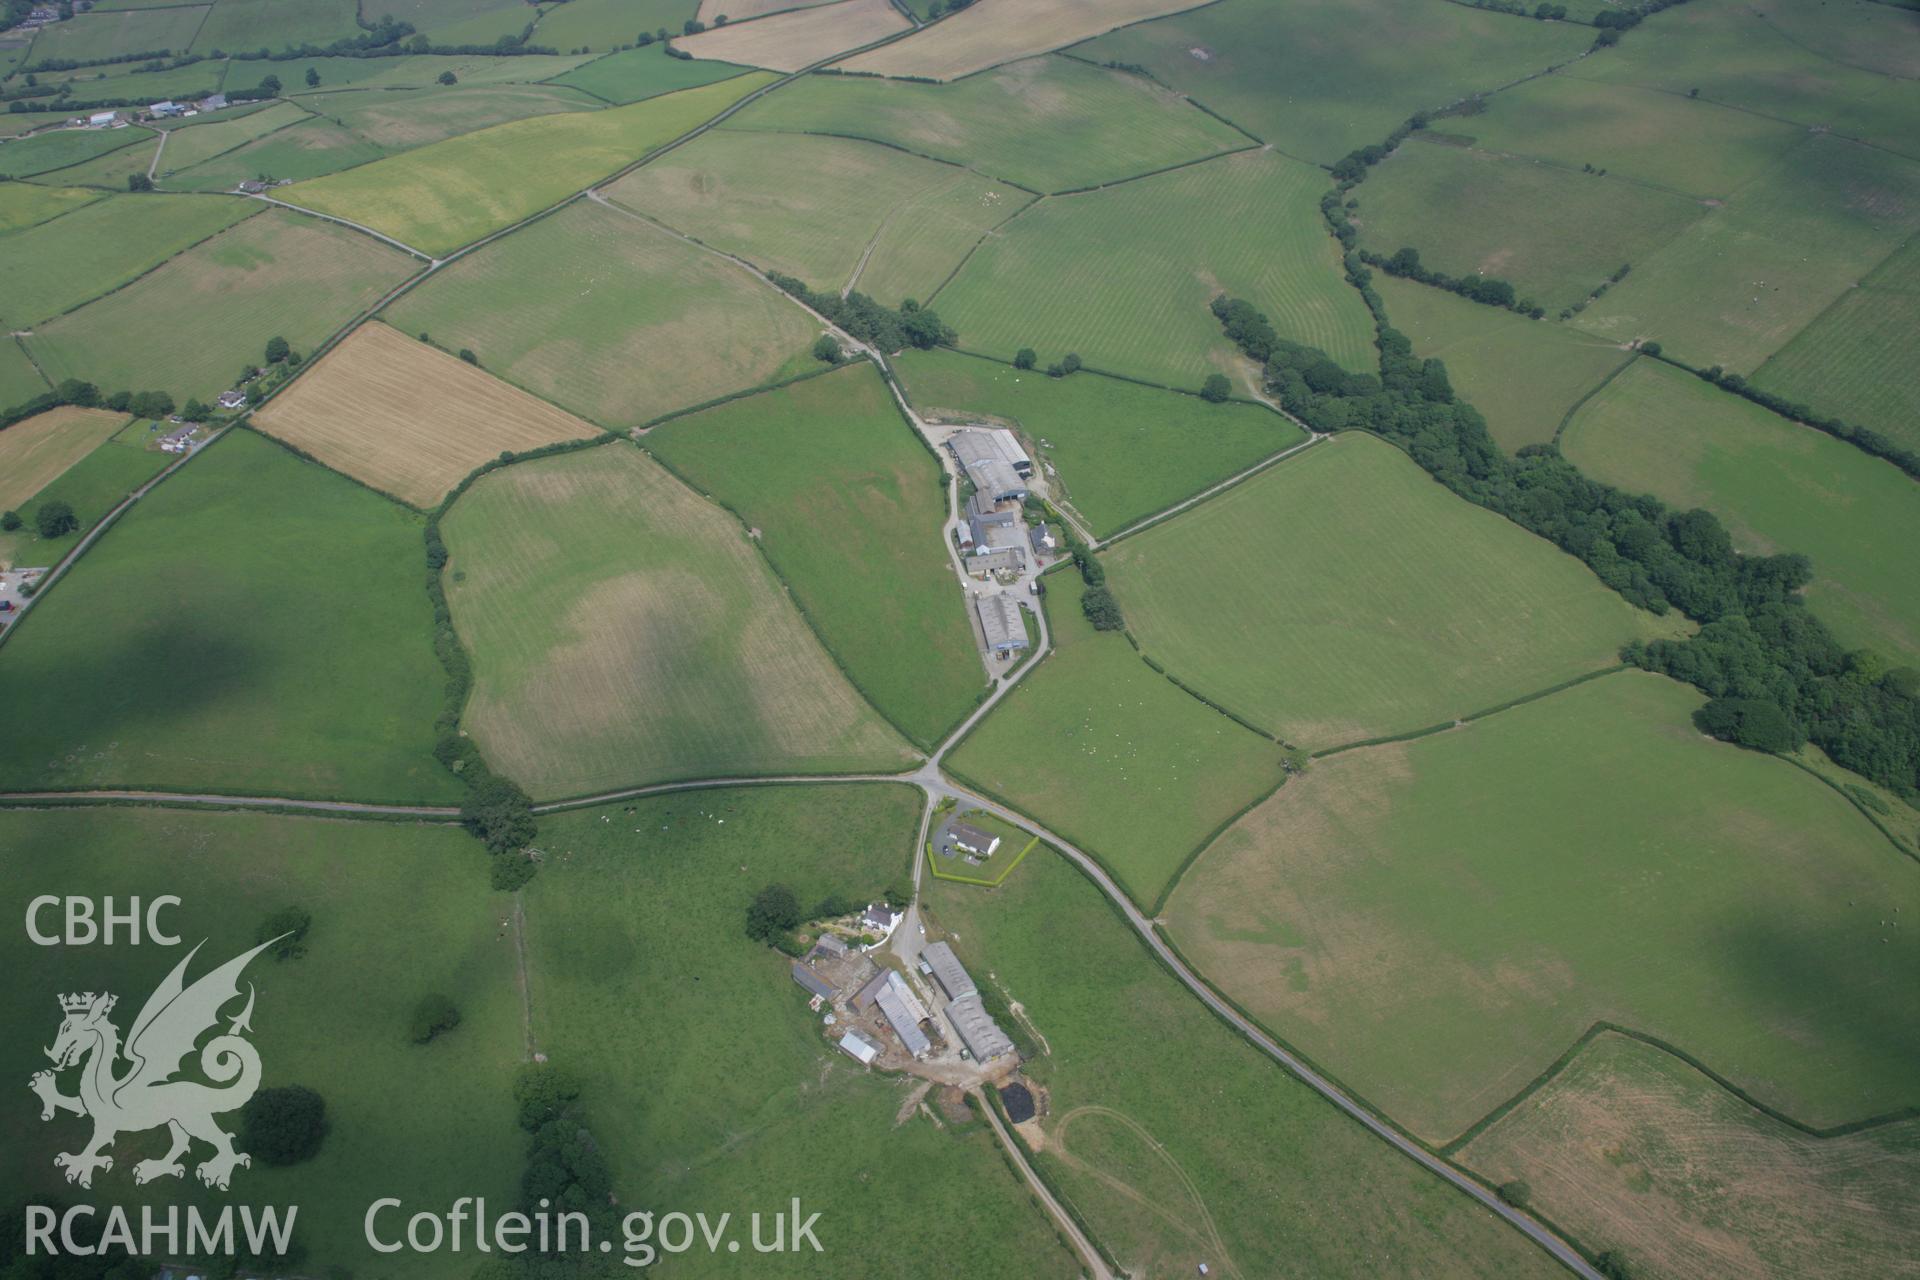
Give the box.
[790,961,836,1000]
[945,993,1015,1062]
[922,940,977,1001]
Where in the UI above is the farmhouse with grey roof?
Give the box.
[948,822,1001,859]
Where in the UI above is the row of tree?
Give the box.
[766,273,954,353]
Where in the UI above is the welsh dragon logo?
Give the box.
[30,938,278,1191]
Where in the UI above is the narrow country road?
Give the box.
[975,1086,1115,1280]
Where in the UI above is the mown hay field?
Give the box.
[164,117,390,190]
[642,363,985,749]
[0,429,458,801]
[440,445,914,799]
[0,193,258,328]
[290,82,601,152]
[549,45,753,105]
[1167,670,1920,1143]
[1353,137,1708,312]
[154,100,313,176]
[699,0,838,19]
[1561,357,1920,667]
[252,321,603,508]
[676,0,910,72]
[0,418,170,568]
[1105,432,1676,747]
[946,591,1287,909]
[1573,135,1920,371]
[525,784,1083,1280]
[283,73,775,256]
[607,128,1029,304]
[385,197,815,429]
[0,807,521,1280]
[1077,0,1589,167]
[0,180,99,233]
[837,0,1209,80]
[1752,233,1920,455]
[1375,274,1634,452]
[1459,1030,1920,1280]
[0,405,130,512]
[0,125,155,178]
[26,210,416,404]
[924,844,1567,1280]
[725,54,1252,194]
[937,148,1375,386]
[894,348,1305,537]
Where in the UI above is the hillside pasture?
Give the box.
[607,128,1028,304]
[642,363,986,748]
[524,785,1083,1280]
[1561,357,1920,667]
[0,341,47,411]
[1573,135,1920,371]
[189,0,362,52]
[25,209,415,404]
[384,197,815,429]
[946,592,1287,908]
[0,429,457,801]
[0,807,522,1280]
[277,52,596,91]
[1076,0,1589,167]
[290,82,602,151]
[724,54,1253,194]
[36,131,164,188]
[0,192,257,328]
[0,418,170,568]
[532,0,696,50]
[164,117,390,189]
[252,322,603,508]
[674,0,910,71]
[894,348,1306,537]
[1103,432,1677,747]
[282,73,774,256]
[1167,670,1920,1143]
[0,125,155,178]
[1374,274,1634,452]
[924,846,1566,1280]
[1752,233,1920,455]
[1459,1030,1920,1280]
[19,5,208,61]
[153,99,311,176]
[836,0,1212,80]
[699,0,837,17]
[0,406,131,512]
[548,45,753,104]
[1353,136,1708,312]
[440,445,913,798]
[0,180,97,232]
[936,148,1375,386]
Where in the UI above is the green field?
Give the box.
[0,418,169,569]
[290,82,601,151]
[36,129,163,187]
[19,5,208,60]
[1105,432,1676,747]
[0,429,457,801]
[548,43,750,104]
[1076,0,1590,167]
[0,807,521,1280]
[0,125,155,178]
[937,148,1375,386]
[191,0,363,53]
[1354,136,1708,312]
[607,128,1031,305]
[1752,233,1920,455]
[0,339,48,409]
[894,348,1306,537]
[1374,273,1634,452]
[1167,670,1920,1142]
[1573,135,1920,370]
[0,192,257,327]
[532,0,695,50]
[274,51,596,91]
[385,197,815,429]
[283,73,775,255]
[946,590,1288,908]
[31,60,224,110]
[523,783,1083,1280]
[924,846,1564,1280]
[440,444,913,799]
[0,181,98,233]
[26,209,415,404]
[723,54,1251,194]
[643,363,986,748]
[1461,1029,1920,1280]
[1436,73,1808,201]
[164,116,389,189]
[1561,357,1920,666]
[153,99,311,175]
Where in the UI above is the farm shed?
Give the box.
[853,967,890,1013]
[948,822,1001,859]
[966,548,1024,578]
[921,940,978,1001]
[949,427,1032,478]
[838,1030,880,1065]
[946,993,1016,1063]
[791,960,836,1001]
[875,971,932,1058]
[976,593,1028,657]
[810,933,849,961]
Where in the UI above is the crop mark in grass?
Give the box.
[1049,1106,1240,1280]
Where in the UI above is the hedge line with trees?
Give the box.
[765,273,954,354]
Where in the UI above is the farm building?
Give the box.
[148,101,186,118]
[217,390,248,408]
[810,933,848,961]
[838,1029,880,1065]
[199,94,228,111]
[87,111,120,128]
[852,967,890,1013]
[948,430,1030,504]
[791,960,836,1001]
[949,822,1001,859]
[946,993,1016,1063]
[966,548,1024,579]
[976,593,1028,658]
[1028,524,1059,555]
[862,902,899,938]
[874,970,932,1058]
[921,940,978,1001]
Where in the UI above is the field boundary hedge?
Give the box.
[1146,770,1290,916]
[1550,347,1639,445]
[713,123,1046,196]
[17,195,270,329]
[1775,754,1920,865]
[1046,140,1258,198]
[980,1083,1127,1277]
[1309,664,1629,759]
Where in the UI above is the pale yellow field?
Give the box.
[698,0,839,19]
[0,406,131,511]
[838,0,1206,79]
[677,0,911,71]
[251,322,602,507]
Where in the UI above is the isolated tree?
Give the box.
[745,883,801,943]
[255,905,312,960]
[458,348,478,365]
[258,74,282,95]
[812,334,841,364]
[182,397,210,421]
[1080,584,1124,631]
[1060,352,1082,375]
[1200,373,1232,402]
[240,1085,327,1165]
[462,774,535,854]
[304,66,319,87]
[438,69,457,85]
[126,172,152,191]
[0,511,19,532]
[1012,347,1036,370]
[264,335,290,364]
[34,500,78,539]
[408,993,461,1044]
